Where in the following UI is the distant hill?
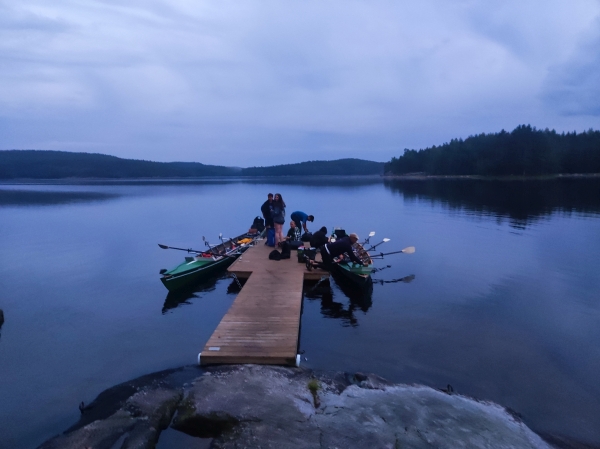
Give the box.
[0,150,238,179]
[0,150,384,179]
[241,159,384,176]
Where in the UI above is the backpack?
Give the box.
[301,232,313,242]
[280,241,291,259]
[333,228,347,239]
[252,216,265,232]
[268,250,281,260]
[266,228,275,247]
[303,248,317,261]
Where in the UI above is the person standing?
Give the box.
[290,211,314,233]
[261,193,274,229]
[271,193,286,246]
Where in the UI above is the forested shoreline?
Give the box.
[385,125,600,176]
[5,126,600,180]
[0,150,383,179]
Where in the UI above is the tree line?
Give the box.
[0,151,237,178]
[384,125,600,176]
[242,159,384,176]
[0,151,384,179]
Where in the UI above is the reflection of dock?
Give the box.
[199,242,323,366]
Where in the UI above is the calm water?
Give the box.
[1,178,599,448]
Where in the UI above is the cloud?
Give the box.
[1,0,599,164]
[541,17,600,117]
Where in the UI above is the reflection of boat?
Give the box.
[160,233,258,292]
[331,272,373,311]
[162,276,242,313]
[304,276,373,326]
[162,277,219,313]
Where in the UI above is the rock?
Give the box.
[37,367,190,449]
[37,365,553,449]
[172,365,321,448]
[0,309,4,328]
[174,365,550,449]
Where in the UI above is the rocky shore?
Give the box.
[35,364,561,449]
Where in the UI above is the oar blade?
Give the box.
[158,244,169,249]
[402,246,416,254]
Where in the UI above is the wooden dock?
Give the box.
[198,241,324,366]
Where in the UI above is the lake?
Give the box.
[1,177,599,448]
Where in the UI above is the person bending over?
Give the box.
[309,226,328,249]
[308,233,367,271]
[290,211,314,233]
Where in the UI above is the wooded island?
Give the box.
[385,125,600,176]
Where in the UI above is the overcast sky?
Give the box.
[1,1,599,166]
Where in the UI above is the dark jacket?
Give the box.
[261,200,273,220]
[310,229,329,249]
[261,200,274,226]
[322,237,362,264]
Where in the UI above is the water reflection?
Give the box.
[304,276,373,327]
[161,276,242,313]
[384,177,600,229]
[0,175,382,188]
[372,274,416,285]
[0,189,118,207]
[237,176,382,187]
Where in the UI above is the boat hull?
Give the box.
[160,255,237,292]
[333,262,373,286]
[331,238,374,286]
[160,232,258,292]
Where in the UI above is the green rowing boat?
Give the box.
[332,240,374,286]
[160,232,258,292]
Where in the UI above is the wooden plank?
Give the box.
[199,240,328,367]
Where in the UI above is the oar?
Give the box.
[365,238,390,251]
[158,244,202,253]
[362,231,376,245]
[370,246,415,258]
[202,236,220,256]
[204,235,246,258]
[158,243,239,258]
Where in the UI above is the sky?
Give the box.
[1,0,599,166]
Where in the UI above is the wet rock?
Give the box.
[37,368,188,449]
[172,365,321,448]
[37,410,136,449]
[37,364,552,449]
[173,365,550,449]
[316,383,547,449]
